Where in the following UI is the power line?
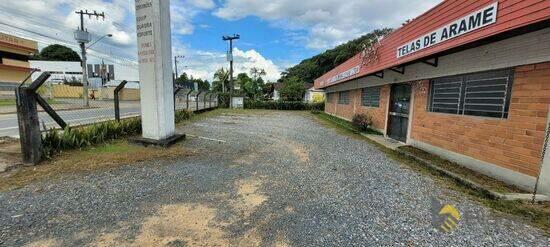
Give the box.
[0,21,138,68]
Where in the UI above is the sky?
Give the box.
[0,0,442,82]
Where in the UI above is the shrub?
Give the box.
[42,109,192,158]
[175,109,192,123]
[244,100,325,111]
[352,113,373,131]
[42,117,142,158]
[217,93,230,108]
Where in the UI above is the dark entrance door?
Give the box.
[387,83,412,142]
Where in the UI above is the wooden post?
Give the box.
[16,87,42,164]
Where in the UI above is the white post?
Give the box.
[536,110,550,196]
[135,0,175,140]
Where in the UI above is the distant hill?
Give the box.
[279,28,393,84]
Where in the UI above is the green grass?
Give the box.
[399,146,526,194]
[315,112,382,135]
[312,111,550,235]
[85,142,137,154]
[0,98,59,107]
[0,140,192,192]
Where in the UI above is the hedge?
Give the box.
[244,100,324,111]
[42,109,192,158]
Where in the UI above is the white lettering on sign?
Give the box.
[135,0,155,64]
[397,2,498,58]
[327,65,360,85]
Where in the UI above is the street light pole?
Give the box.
[174,55,185,82]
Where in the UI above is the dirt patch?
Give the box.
[95,203,227,246]
[23,238,60,247]
[0,137,22,173]
[286,141,310,164]
[235,178,268,217]
[134,204,227,246]
[0,141,194,191]
[234,152,259,165]
[94,178,268,246]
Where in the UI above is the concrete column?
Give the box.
[135,0,175,140]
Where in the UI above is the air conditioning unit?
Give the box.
[74,30,91,43]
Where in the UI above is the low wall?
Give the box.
[52,84,82,98]
[51,85,140,101]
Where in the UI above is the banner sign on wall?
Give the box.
[327,65,360,85]
[397,2,498,59]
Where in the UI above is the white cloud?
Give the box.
[0,0,215,71]
[172,39,281,82]
[186,0,215,9]
[215,0,442,50]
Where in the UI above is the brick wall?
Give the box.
[324,85,390,131]
[355,86,390,132]
[411,62,550,177]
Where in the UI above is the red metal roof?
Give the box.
[315,0,550,89]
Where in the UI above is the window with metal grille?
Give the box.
[326,92,333,102]
[338,91,350,105]
[428,69,513,118]
[362,86,381,107]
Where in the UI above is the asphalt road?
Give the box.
[0,106,141,137]
[0,101,209,137]
[0,111,547,246]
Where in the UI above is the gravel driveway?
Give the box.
[1,110,548,246]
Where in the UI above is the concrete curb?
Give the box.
[396,149,550,202]
[318,113,550,202]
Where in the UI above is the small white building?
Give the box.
[29,60,139,89]
[304,86,325,102]
[29,60,82,84]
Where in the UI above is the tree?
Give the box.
[33,44,81,62]
[175,72,191,88]
[250,67,266,80]
[212,68,229,92]
[279,28,392,83]
[280,76,306,101]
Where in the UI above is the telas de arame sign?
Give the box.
[397,2,498,58]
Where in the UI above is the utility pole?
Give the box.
[75,10,105,108]
[174,55,185,82]
[223,34,239,107]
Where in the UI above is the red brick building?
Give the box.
[315,0,550,194]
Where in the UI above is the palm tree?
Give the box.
[213,68,229,92]
[250,67,266,80]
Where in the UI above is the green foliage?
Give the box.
[212,68,229,92]
[217,93,231,108]
[244,100,324,111]
[280,76,306,101]
[42,109,192,158]
[33,44,81,62]
[279,28,392,83]
[42,117,142,158]
[175,72,210,91]
[352,113,373,131]
[175,109,192,123]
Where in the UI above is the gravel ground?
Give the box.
[0,110,549,246]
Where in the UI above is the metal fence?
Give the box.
[0,74,218,138]
[174,88,218,112]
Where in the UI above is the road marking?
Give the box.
[186,134,227,143]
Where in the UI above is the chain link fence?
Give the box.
[1,73,218,138]
[34,80,140,132]
[174,89,218,112]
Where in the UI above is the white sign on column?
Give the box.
[135,0,175,140]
